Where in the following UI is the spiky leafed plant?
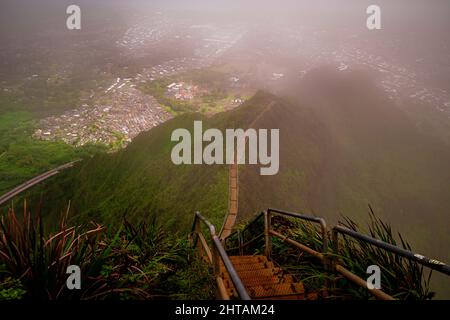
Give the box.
[0,201,108,300]
[224,212,266,256]
[228,208,437,300]
[0,202,214,300]
[270,216,333,296]
[92,218,185,300]
[335,206,434,300]
[85,217,214,300]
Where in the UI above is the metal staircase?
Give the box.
[219,162,238,239]
[191,211,321,300]
[192,117,450,300]
[219,255,313,300]
[190,209,450,300]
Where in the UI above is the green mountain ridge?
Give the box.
[241,68,450,262]
[26,69,450,270]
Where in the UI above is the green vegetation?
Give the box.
[235,70,450,290]
[0,277,26,300]
[281,212,433,300]
[138,69,246,115]
[334,208,433,300]
[31,92,279,232]
[32,114,230,232]
[0,110,107,195]
[227,209,435,300]
[27,84,450,262]
[22,77,83,115]
[139,78,196,114]
[4,72,449,296]
[0,200,437,300]
[0,204,214,300]
[110,131,128,150]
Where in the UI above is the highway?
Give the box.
[0,161,80,206]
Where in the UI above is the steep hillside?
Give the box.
[26,70,450,268]
[32,92,279,231]
[239,68,450,266]
[35,115,223,231]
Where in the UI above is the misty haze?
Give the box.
[0,0,449,302]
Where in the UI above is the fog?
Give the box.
[2,0,450,87]
[1,0,450,298]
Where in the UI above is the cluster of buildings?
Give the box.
[32,22,248,149]
[30,20,253,149]
[338,48,450,110]
[193,26,246,60]
[166,82,200,100]
[33,86,172,147]
[105,77,135,94]
[274,27,450,114]
[116,14,172,54]
[136,57,209,84]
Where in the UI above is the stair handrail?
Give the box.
[224,209,329,264]
[224,211,265,253]
[221,208,450,300]
[225,209,391,299]
[329,225,447,300]
[332,225,450,276]
[191,212,251,300]
[267,208,328,255]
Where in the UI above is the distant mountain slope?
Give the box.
[239,68,450,265]
[33,69,450,267]
[35,91,279,231]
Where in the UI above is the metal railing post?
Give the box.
[212,237,220,278]
[333,225,450,276]
[331,228,339,272]
[193,212,251,300]
[264,210,272,258]
[193,214,201,249]
[237,230,244,256]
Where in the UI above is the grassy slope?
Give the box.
[33,92,278,232]
[304,69,450,259]
[14,78,450,294]
[0,106,106,195]
[27,80,449,243]
[138,68,246,115]
[237,69,450,297]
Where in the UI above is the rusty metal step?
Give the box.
[219,255,315,300]
[256,294,305,300]
[224,285,320,301]
[221,268,293,287]
[224,272,287,284]
[254,290,321,300]
[247,282,305,299]
[229,203,238,214]
[225,274,293,288]
[243,274,293,286]
[221,267,284,285]
[221,261,274,273]
[235,267,283,279]
[223,285,310,300]
[228,255,268,265]
[221,267,290,284]
[235,262,274,272]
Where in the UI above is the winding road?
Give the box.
[0,161,79,206]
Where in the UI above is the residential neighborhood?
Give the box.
[33,86,172,147]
